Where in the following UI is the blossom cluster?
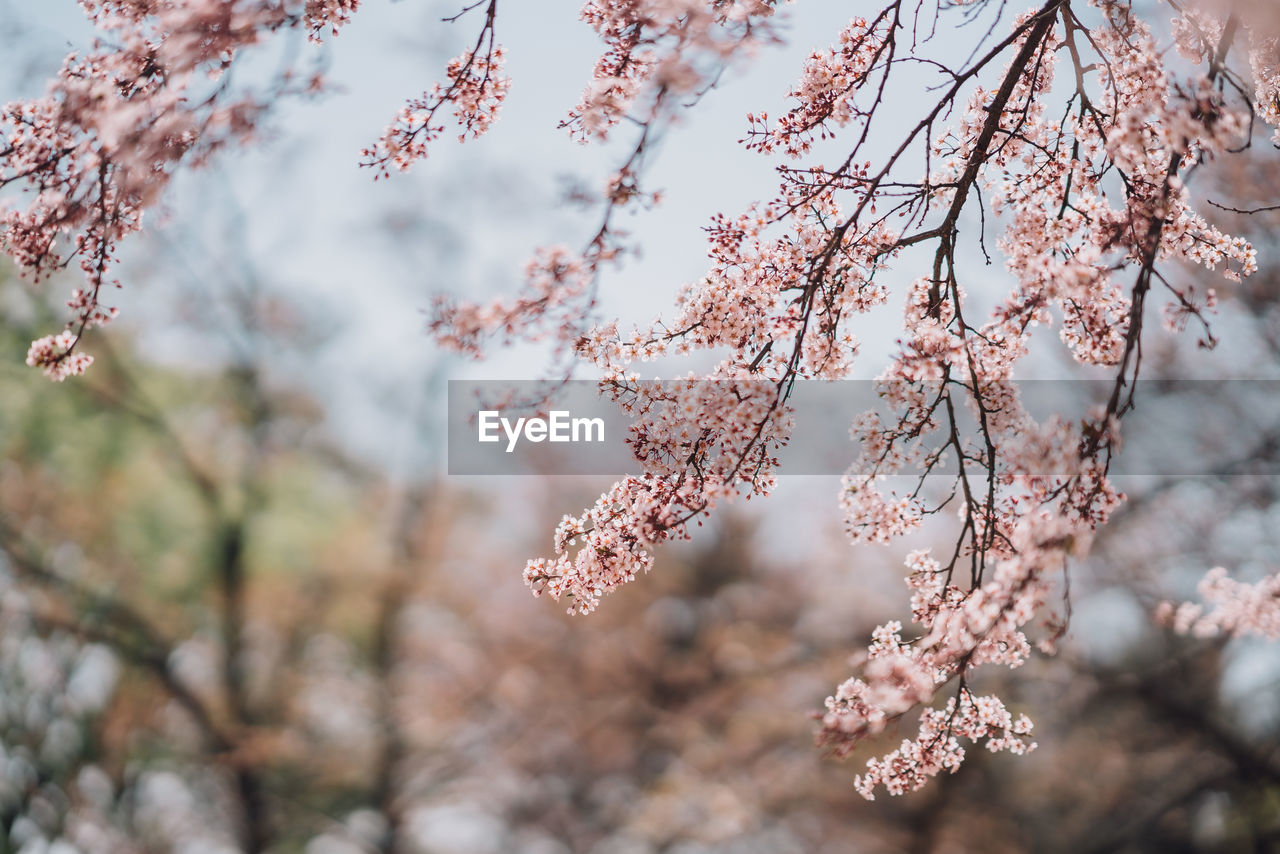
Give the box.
[430,245,593,357]
[817,0,1265,795]
[424,0,1280,797]
[305,0,362,41]
[851,691,1036,799]
[1158,567,1280,641]
[523,374,792,614]
[565,0,780,143]
[0,0,357,376]
[743,15,892,157]
[362,39,511,175]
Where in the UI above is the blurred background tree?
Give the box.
[1,234,1278,851]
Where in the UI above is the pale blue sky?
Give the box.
[0,1,917,474]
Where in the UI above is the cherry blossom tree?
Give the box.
[2,0,1279,801]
